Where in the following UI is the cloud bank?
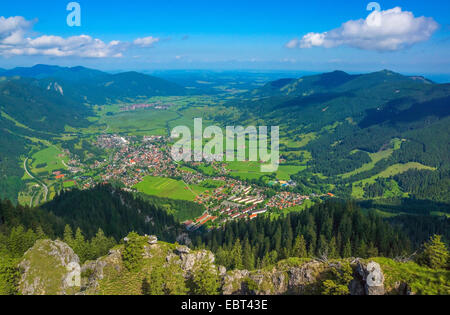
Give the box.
[287,7,439,51]
[0,16,160,58]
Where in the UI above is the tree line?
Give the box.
[192,201,412,270]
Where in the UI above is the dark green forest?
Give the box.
[192,201,416,270]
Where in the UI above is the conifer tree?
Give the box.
[35,226,47,240]
[318,235,329,258]
[328,237,339,259]
[418,235,449,270]
[367,242,379,258]
[164,262,188,295]
[230,239,243,270]
[292,235,307,258]
[122,232,145,272]
[63,225,74,246]
[242,239,255,270]
[73,228,89,263]
[90,228,116,259]
[191,259,220,295]
[357,240,368,258]
[342,240,352,258]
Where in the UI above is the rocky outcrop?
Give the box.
[81,248,122,294]
[222,270,250,295]
[167,245,216,277]
[17,239,392,296]
[18,240,81,295]
[350,260,385,295]
[222,260,325,295]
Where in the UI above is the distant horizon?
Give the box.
[0,1,449,77]
[1,63,449,83]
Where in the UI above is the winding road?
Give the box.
[24,157,48,204]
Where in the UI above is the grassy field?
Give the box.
[280,132,317,149]
[352,162,436,199]
[100,110,179,136]
[373,257,450,295]
[133,176,208,201]
[225,161,305,181]
[30,146,68,176]
[93,96,222,137]
[1,110,35,131]
[341,139,405,179]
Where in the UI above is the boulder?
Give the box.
[352,260,385,295]
[179,250,214,273]
[175,245,191,255]
[18,240,81,295]
[147,235,158,245]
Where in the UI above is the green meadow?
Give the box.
[341,138,405,179]
[30,146,68,176]
[224,161,305,181]
[352,162,436,199]
[133,176,208,201]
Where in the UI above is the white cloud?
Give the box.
[287,7,439,51]
[0,16,160,58]
[285,39,300,49]
[133,36,160,47]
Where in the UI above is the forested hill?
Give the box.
[228,70,450,205]
[0,65,186,202]
[1,64,187,104]
[0,185,185,242]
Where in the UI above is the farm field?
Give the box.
[224,161,305,181]
[100,109,179,136]
[94,96,222,137]
[133,176,208,201]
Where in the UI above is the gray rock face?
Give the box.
[179,250,215,273]
[176,233,192,246]
[251,270,288,295]
[222,270,250,295]
[166,246,216,278]
[222,261,323,296]
[80,248,122,294]
[287,261,322,294]
[351,260,385,295]
[18,240,81,295]
[218,265,227,277]
[175,245,191,255]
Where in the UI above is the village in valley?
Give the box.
[44,131,329,231]
[19,94,335,232]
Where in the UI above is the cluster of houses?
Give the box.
[268,179,298,188]
[120,102,173,112]
[188,182,270,229]
[96,134,129,149]
[266,191,310,210]
[93,134,181,187]
[57,133,323,231]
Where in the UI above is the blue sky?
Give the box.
[0,0,449,76]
